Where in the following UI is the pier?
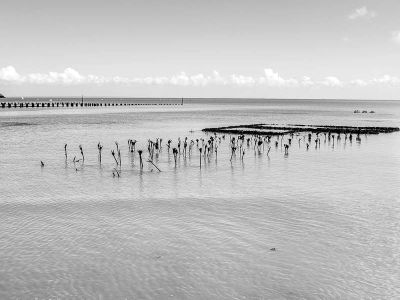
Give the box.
[0,99,183,109]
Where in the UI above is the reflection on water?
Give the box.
[0,99,400,299]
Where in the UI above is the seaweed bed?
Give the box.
[0,122,36,128]
[202,124,400,135]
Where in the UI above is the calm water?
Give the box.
[0,99,399,299]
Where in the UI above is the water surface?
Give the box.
[1,99,399,299]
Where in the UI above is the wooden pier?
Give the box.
[0,100,183,109]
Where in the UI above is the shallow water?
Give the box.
[1,99,399,299]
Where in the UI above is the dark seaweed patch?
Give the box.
[203,123,400,135]
[0,122,36,128]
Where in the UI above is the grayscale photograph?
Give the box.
[0,0,399,299]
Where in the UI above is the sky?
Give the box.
[0,0,399,99]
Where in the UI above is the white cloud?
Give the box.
[1,66,400,89]
[0,66,23,82]
[87,74,108,85]
[301,76,315,87]
[348,6,376,20]
[230,74,256,86]
[372,75,400,86]
[259,68,299,87]
[321,76,343,87]
[170,72,190,86]
[0,66,300,88]
[27,68,85,85]
[391,31,400,45]
[351,79,368,87]
[0,66,87,85]
[212,71,228,85]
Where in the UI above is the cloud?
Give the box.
[301,76,315,87]
[27,68,85,85]
[0,66,22,82]
[260,69,299,87]
[0,66,86,85]
[372,75,400,86]
[230,74,256,86]
[321,76,343,87]
[350,79,368,87]
[348,6,376,20]
[391,31,400,45]
[1,65,400,89]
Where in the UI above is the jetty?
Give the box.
[0,98,184,109]
[202,124,400,135]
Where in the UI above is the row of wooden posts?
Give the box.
[39,130,368,176]
[1,101,182,109]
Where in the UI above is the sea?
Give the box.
[0,98,399,299]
